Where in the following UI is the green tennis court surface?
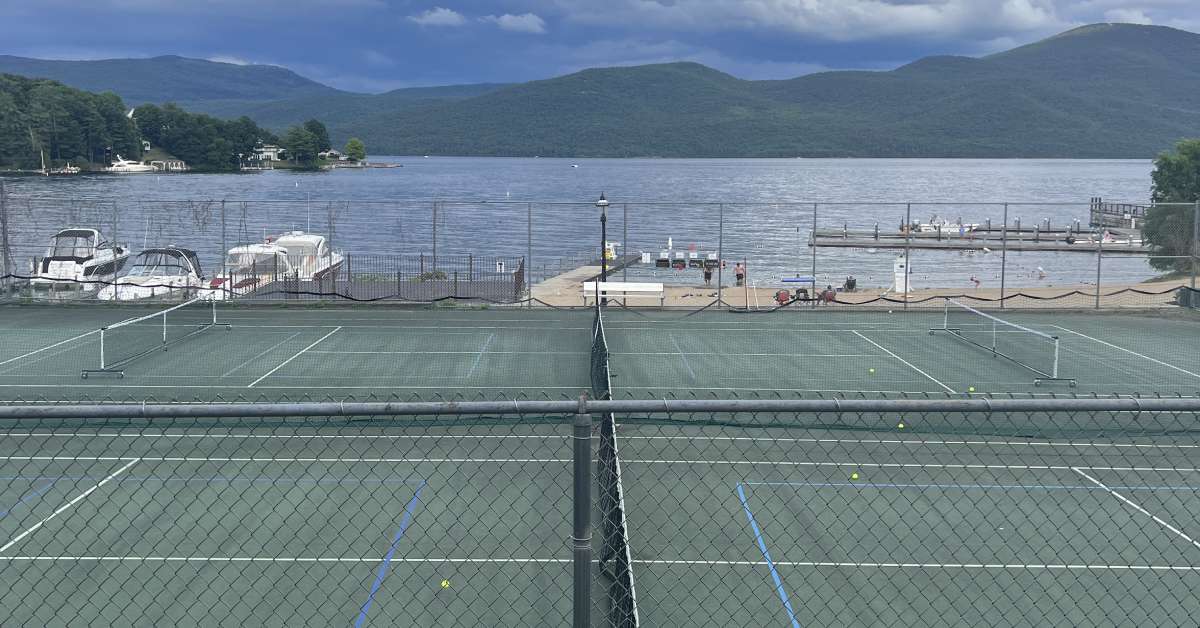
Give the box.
[1,421,1198,625]
[1,302,1199,626]
[1,304,1198,401]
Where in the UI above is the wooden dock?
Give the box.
[811,230,1147,253]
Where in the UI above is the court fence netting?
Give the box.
[1,395,1200,627]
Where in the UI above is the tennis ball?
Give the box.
[968,386,975,393]
[850,472,859,480]
[869,368,875,374]
[897,422,905,429]
[440,579,451,589]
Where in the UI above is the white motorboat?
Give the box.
[98,246,207,301]
[30,228,131,291]
[208,231,344,299]
[104,155,156,174]
[908,215,979,234]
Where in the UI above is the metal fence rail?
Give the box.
[0,396,1199,626]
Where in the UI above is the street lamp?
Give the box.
[596,193,609,304]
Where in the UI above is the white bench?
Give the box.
[582,281,665,306]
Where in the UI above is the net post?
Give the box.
[99,328,106,370]
[573,394,593,628]
[942,297,949,330]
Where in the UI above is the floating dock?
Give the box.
[811,228,1147,254]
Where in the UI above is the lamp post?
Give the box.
[596,192,609,305]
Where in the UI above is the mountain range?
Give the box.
[2,23,1198,158]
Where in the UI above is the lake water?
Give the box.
[1,157,1158,290]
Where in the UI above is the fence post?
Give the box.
[527,203,533,308]
[903,203,911,311]
[999,204,1009,309]
[573,397,593,628]
[811,203,818,309]
[623,203,629,284]
[717,203,724,307]
[1192,200,1199,291]
[1095,236,1103,309]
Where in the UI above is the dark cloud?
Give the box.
[0,1,1195,91]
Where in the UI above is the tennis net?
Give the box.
[82,298,225,377]
[592,304,640,627]
[932,298,1074,386]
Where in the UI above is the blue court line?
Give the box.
[0,479,57,519]
[737,482,802,628]
[355,479,427,628]
[466,333,495,379]
[744,481,1200,492]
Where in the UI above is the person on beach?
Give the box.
[734,263,745,286]
[970,275,981,289]
[703,265,713,286]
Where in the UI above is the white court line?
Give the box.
[465,333,494,379]
[852,330,954,393]
[308,350,587,355]
[0,330,99,368]
[1053,325,1200,380]
[669,333,697,380]
[1072,467,1200,552]
[247,327,342,388]
[220,332,303,378]
[0,556,1197,571]
[301,351,875,357]
[2,455,1198,473]
[0,458,139,554]
[2,431,1194,451]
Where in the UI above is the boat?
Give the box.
[104,155,156,174]
[907,215,979,234]
[208,231,344,299]
[48,163,81,175]
[30,228,131,291]
[97,246,207,301]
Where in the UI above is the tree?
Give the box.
[303,119,331,152]
[1144,139,1199,272]
[344,137,366,161]
[283,126,320,168]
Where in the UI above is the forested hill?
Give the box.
[3,23,1199,157]
[0,74,280,172]
[0,74,139,170]
[0,55,336,104]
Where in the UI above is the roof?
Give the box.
[273,231,328,247]
[54,228,101,239]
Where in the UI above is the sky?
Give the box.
[1,0,1197,92]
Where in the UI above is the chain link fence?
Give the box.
[1,190,1195,308]
[0,396,1198,626]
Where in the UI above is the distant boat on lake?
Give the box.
[105,155,155,174]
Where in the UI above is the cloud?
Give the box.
[1103,8,1153,24]
[554,0,1069,42]
[482,13,548,34]
[206,55,251,65]
[408,7,466,27]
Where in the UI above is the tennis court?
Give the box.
[1,301,1198,401]
[0,303,594,401]
[1,300,1199,626]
